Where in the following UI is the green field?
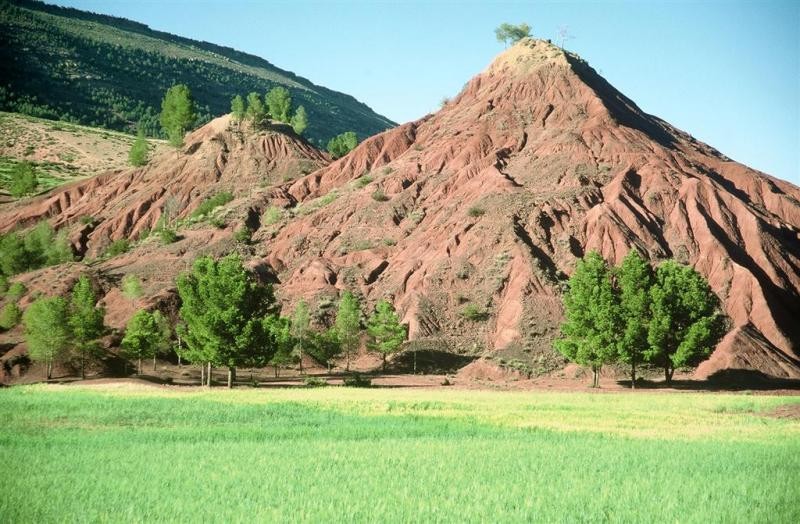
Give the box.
[1,384,798,522]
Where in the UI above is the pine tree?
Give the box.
[265,86,292,123]
[128,127,150,166]
[68,276,106,379]
[646,261,725,385]
[245,92,266,124]
[230,94,246,123]
[290,300,310,373]
[494,23,532,46]
[159,84,196,147]
[290,105,308,135]
[366,300,407,372]
[177,254,279,388]
[122,309,162,375]
[9,161,38,198]
[23,296,70,380]
[554,251,619,387]
[335,291,361,372]
[616,250,653,389]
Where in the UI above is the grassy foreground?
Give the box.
[1,384,798,522]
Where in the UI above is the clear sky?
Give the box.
[52,0,799,184]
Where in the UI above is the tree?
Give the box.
[308,328,341,373]
[230,94,246,122]
[366,300,407,372]
[0,302,22,331]
[121,274,143,308]
[265,86,292,123]
[121,309,162,375]
[335,291,361,372]
[645,261,725,385]
[23,296,70,380]
[290,300,310,373]
[326,131,358,159]
[177,254,279,388]
[265,315,293,378]
[494,22,532,46]
[554,251,619,387]
[159,84,196,147]
[9,161,38,198]
[615,250,653,389]
[245,92,266,124]
[68,276,106,379]
[290,105,308,135]
[128,127,150,166]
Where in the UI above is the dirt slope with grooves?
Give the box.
[261,39,800,378]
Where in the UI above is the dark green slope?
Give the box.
[0,0,395,145]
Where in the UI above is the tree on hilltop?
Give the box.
[495,23,532,46]
[230,94,246,123]
[128,127,150,166]
[159,84,196,147]
[266,86,292,123]
[245,92,266,125]
[291,105,308,135]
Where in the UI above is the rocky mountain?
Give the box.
[0,0,395,144]
[2,38,799,380]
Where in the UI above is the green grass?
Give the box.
[0,385,798,522]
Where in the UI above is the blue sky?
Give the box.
[53,0,799,184]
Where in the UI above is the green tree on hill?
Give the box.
[366,300,407,372]
[23,296,70,380]
[291,300,310,373]
[291,105,308,136]
[555,251,619,387]
[9,161,38,198]
[616,250,653,388]
[646,261,725,385]
[335,291,361,372]
[230,94,245,123]
[128,127,150,166]
[266,86,292,123]
[245,92,266,124]
[308,328,341,373]
[122,309,163,375]
[327,131,358,159]
[121,274,143,309]
[177,254,279,388]
[0,302,22,331]
[495,23,532,46]
[159,84,196,147]
[68,275,106,379]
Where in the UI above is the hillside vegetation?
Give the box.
[0,111,168,199]
[1,385,798,522]
[0,0,394,145]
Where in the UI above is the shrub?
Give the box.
[303,377,328,388]
[103,239,130,257]
[9,161,38,198]
[461,304,489,321]
[343,373,372,388]
[191,192,234,218]
[234,226,252,244]
[355,175,373,188]
[0,302,22,331]
[262,206,283,225]
[371,189,389,202]
[326,131,358,159]
[157,228,179,244]
[209,217,226,229]
[382,238,397,246]
[6,282,26,301]
[79,216,96,225]
[467,206,485,217]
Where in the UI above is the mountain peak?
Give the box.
[487,38,570,75]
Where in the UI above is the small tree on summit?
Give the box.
[230,94,246,123]
[495,23,532,47]
[245,92,266,124]
[266,87,292,123]
[291,106,308,135]
[159,84,196,147]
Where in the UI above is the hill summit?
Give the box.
[2,38,799,381]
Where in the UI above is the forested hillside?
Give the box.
[0,0,395,145]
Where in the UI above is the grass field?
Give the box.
[1,384,798,522]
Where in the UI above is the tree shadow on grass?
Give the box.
[618,369,800,391]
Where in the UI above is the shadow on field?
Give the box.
[618,369,800,391]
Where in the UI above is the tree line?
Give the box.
[14,254,407,386]
[556,250,727,387]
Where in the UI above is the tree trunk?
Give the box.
[178,354,182,368]
[413,350,417,374]
[153,354,157,371]
[631,362,636,390]
[382,353,386,372]
[592,366,599,388]
[298,349,303,374]
[44,359,50,381]
[274,364,279,378]
[207,363,212,388]
[665,366,674,386]
[81,357,86,380]
[200,363,205,387]
[346,349,351,372]
[227,367,235,389]
[137,357,142,375]
[177,335,182,368]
